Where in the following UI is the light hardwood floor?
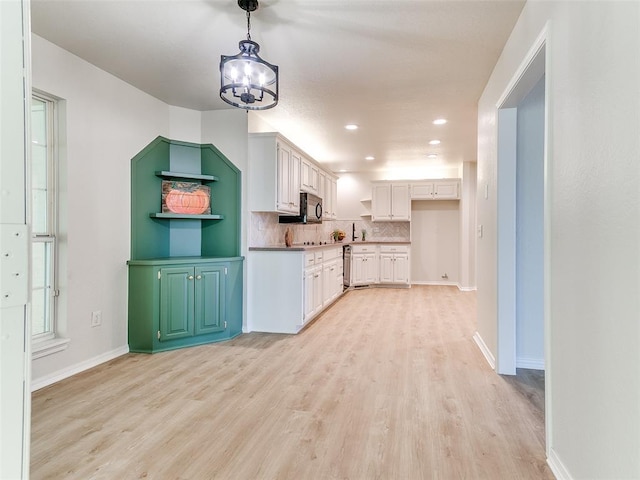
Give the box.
[31,286,553,479]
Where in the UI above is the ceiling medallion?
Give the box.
[219,0,279,110]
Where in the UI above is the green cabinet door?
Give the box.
[195,265,226,335]
[159,266,195,341]
[128,257,243,353]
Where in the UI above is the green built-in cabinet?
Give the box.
[128,257,242,353]
[128,137,243,353]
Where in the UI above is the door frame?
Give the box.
[495,24,551,453]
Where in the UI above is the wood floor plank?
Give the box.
[31,286,553,479]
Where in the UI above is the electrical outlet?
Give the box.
[91,310,102,327]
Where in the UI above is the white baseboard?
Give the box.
[473,331,496,370]
[457,285,477,292]
[411,281,476,291]
[31,345,129,392]
[411,280,459,287]
[548,447,573,480]
[516,356,545,370]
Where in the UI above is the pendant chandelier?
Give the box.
[219,0,279,110]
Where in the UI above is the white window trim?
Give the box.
[32,337,70,359]
[31,90,68,359]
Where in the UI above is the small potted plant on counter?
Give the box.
[331,229,346,242]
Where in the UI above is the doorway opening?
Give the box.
[495,30,548,445]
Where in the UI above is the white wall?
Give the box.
[336,172,381,220]
[170,105,202,144]
[410,201,460,284]
[30,34,186,387]
[460,162,477,290]
[477,2,640,478]
[515,76,544,368]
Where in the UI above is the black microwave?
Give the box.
[279,192,323,224]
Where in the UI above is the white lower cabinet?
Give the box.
[350,244,379,286]
[304,264,322,321]
[352,252,378,285]
[350,244,410,287]
[379,245,410,284]
[322,258,343,306]
[249,246,343,334]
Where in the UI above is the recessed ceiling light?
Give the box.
[365,156,375,161]
[427,154,437,158]
[429,140,441,145]
[433,118,448,125]
[345,124,359,130]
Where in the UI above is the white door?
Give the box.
[323,262,334,305]
[379,253,394,283]
[371,184,391,221]
[1,1,31,477]
[303,267,315,321]
[411,182,434,199]
[393,254,410,284]
[433,181,460,199]
[391,183,411,220]
[290,151,301,212]
[351,254,364,285]
[363,253,378,284]
[277,142,292,212]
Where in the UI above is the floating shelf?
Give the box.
[155,171,219,182]
[360,213,372,217]
[149,213,224,220]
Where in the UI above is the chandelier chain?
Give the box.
[246,10,251,41]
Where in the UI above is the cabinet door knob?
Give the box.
[188,275,194,280]
[196,275,202,280]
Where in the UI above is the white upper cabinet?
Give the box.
[327,175,337,219]
[276,142,301,214]
[317,169,326,212]
[249,133,301,214]
[249,132,336,217]
[300,156,319,194]
[411,179,460,200]
[371,182,410,221]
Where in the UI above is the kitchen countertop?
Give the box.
[249,241,411,252]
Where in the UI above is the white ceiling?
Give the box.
[31,0,525,176]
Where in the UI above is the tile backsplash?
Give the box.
[250,212,410,246]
